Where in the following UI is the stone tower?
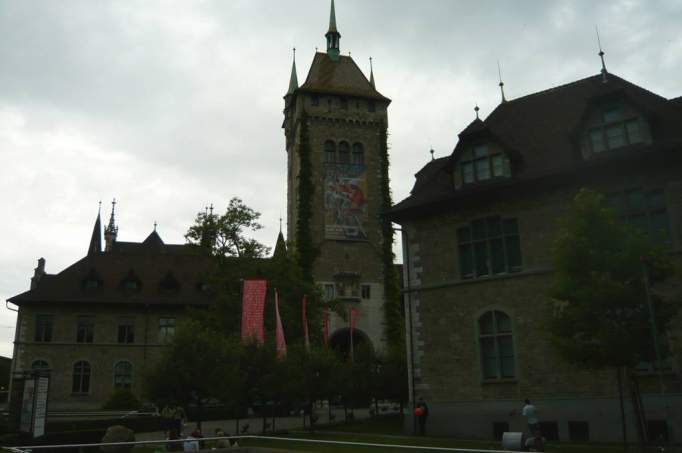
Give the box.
[283,0,391,354]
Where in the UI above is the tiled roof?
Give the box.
[9,232,243,306]
[298,52,390,102]
[390,73,682,220]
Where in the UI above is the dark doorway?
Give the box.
[329,327,371,360]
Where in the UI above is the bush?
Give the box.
[101,425,135,453]
[102,389,140,411]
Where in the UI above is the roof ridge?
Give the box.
[490,73,601,110]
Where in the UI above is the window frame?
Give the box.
[34,314,54,343]
[113,361,133,389]
[72,360,91,395]
[324,140,336,163]
[459,144,510,184]
[117,317,135,344]
[338,141,350,164]
[457,216,522,279]
[31,359,50,371]
[587,103,644,154]
[351,142,365,165]
[477,310,516,381]
[76,315,95,343]
[606,188,671,242]
[158,317,176,343]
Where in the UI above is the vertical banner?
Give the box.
[274,290,287,358]
[349,307,358,362]
[302,295,310,352]
[241,279,267,343]
[322,308,329,349]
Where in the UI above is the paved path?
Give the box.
[136,408,372,442]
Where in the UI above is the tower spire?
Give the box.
[497,60,507,103]
[104,198,118,252]
[596,26,608,83]
[287,47,298,95]
[87,204,103,256]
[325,0,341,61]
[369,57,375,89]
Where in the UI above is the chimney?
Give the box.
[30,258,46,290]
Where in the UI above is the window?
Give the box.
[606,188,670,242]
[118,317,135,344]
[311,95,319,107]
[72,361,91,394]
[323,284,335,301]
[338,141,350,164]
[35,314,53,342]
[457,217,521,279]
[460,144,510,184]
[588,103,644,153]
[158,317,176,342]
[76,316,94,343]
[361,284,371,299]
[324,140,336,163]
[478,310,515,380]
[568,421,590,442]
[352,143,364,165]
[114,361,133,389]
[31,360,49,371]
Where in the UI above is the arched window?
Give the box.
[72,361,91,394]
[114,361,133,389]
[338,141,350,164]
[478,310,515,380]
[31,360,49,371]
[324,140,336,163]
[352,143,364,165]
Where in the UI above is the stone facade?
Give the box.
[392,74,682,442]
[12,302,189,409]
[283,9,391,353]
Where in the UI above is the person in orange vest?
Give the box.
[414,397,429,435]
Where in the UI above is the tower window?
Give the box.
[324,140,336,163]
[361,284,371,299]
[338,141,350,164]
[352,143,365,165]
[323,284,335,301]
[311,95,319,107]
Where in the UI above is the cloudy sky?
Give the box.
[1,0,680,357]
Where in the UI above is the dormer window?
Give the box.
[460,144,511,184]
[587,102,645,154]
[120,270,141,292]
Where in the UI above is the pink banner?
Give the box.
[302,295,310,352]
[241,279,267,343]
[275,290,287,358]
[349,306,358,333]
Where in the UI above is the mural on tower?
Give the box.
[324,163,368,240]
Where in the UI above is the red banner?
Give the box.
[241,279,267,343]
[302,295,310,352]
[349,306,358,333]
[322,308,329,349]
[275,290,287,358]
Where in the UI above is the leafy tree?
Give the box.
[143,320,244,424]
[102,388,141,411]
[185,197,271,258]
[550,189,679,448]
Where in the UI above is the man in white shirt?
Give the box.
[522,399,540,434]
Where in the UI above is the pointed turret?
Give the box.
[325,0,341,61]
[287,48,298,95]
[104,199,119,252]
[87,206,102,256]
[273,231,287,260]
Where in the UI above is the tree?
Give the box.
[143,320,244,426]
[185,197,271,258]
[550,189,679,449]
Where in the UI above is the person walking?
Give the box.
[522,399,540,435]
[414,397,430,436]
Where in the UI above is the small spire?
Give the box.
[596,26,608,83]
[497,60,507,103]
[430,148,435,161]
[153,221,157,231]
[279,216,283,233]
[369,57,375,89]
[103,198,118,252]
[98,200,102,214]
[209,203,214,216]
[325,0,341,60]
[474,104,480,119]
[107,199,117,231]
[287,47,298,95]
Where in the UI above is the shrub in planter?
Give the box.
[102,389,140,411]
[100,425,134,453]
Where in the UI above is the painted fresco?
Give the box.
[324,163,368,240]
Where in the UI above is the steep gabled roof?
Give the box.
[297,52,390,102]
[389,73,682,221]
